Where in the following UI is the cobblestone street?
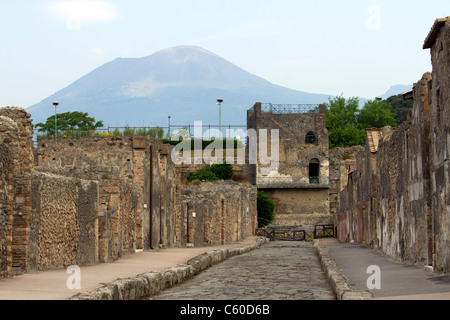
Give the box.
[150,241,336,300]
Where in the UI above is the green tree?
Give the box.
[325,96,366,148]
[325,96,399,148]
[35,111,103,136]
[358,99,398,129]
[383,94,413,125]
[257,191,275,228]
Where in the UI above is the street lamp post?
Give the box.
[168,116,171,138]
[53,102,59,137]
[217,99,223,136]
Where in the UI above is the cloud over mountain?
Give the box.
[42,1,119,30]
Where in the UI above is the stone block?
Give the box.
[132,137,147,149]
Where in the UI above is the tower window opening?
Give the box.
[309,159,320,184]
[305,132,318,144]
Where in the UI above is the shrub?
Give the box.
[112,128,122,136]
[186,168,219,183]
[123,126,136,136]
[210,162,233,180]
[185,163,234,183]
[190,179,202,185]
[257,191,275,228]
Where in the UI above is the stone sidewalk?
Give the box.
[316,238,450,300]
[0,237,269,300]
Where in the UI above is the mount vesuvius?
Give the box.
[27,46,333,127]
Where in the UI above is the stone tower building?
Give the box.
[247,102,330,228]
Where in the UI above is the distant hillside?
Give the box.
[27,46,333,127]
[377,84,413,100]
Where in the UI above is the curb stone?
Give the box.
[313,240,374,300]
[70,237,270,300]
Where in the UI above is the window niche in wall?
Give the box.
[305,132,318,145]
[309,158,320,184]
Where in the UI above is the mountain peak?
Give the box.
[27,46,332,127]
[155,45,217,55]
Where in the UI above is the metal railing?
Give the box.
[256,224,335,241]
[33,124,248,146]
[251,176,331,189]
[261,103,320,114]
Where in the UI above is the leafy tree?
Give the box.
[257,191,275,228]
[358,99,398,129]
[324,96,366,148]
[35,111,103,135]
[383,94,413,125]
[325,96,399,148]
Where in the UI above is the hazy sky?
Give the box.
[1,1,448,108]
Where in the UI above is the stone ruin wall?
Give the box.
[0,116,259,279]
[35,136,145,262]
[0,108,101,275]
[428,19,449,273]
[337,71,449,272]
[0,134,13,277]
[328,145,364,224]
[0,109,34,276]
[178,181,257,247]
[246,103,331,228]
[337,73,433,264]
[336,19,449,272]
[143,140,258,249]
[0,111,258,279]
[28,172,99,270]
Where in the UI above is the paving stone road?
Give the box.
[150,241,336,300]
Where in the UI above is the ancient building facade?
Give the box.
[247,102,331,227]
[425,17,450,272]
[0,107,257,278]
[336,17,450,272]
[35,135,257,255]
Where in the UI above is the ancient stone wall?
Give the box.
[0,107,34,174]
[34,165,137,263]
[336,19,449,272]
[263,188,331,228]
[328,146,364,225]
[28,172,98,270]
[247,103,330,227]
[35,136,153,258]
[35,135,258,255]
[0,109,34,276]
[248,103,329,178]
[427,19,450,271]
[337,70,449,271]
[178,181,257,247]
[0,143,13,277]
